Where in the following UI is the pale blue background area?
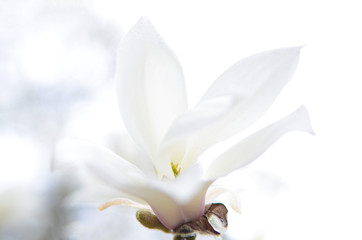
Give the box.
[1,0,361,239]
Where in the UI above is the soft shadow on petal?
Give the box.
[163,47,302,170]
[148,167,213,229]
[65,183,148,208]
[159,95,238,177]
[228,191,242,214]
[132,176,213,230]
[127,182,211,230]
[54,139,147,182]
[84,151,213,230]
[99,178,212,230]
[205,186,242,214]
[116,17,187,178]
[98,197,151,211]
[205,106,314,179]
[205,186,229,203]
[107,133,156,178]
[54,139,153,208]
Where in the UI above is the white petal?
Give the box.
[127,180,212,230]
[205,186,229,203]
[206,106,314,179]
[116,17,187,177]
[107,133,156,178]
[228,191,242,214]
[55,140,156,208]
[98,197,151,211]
[54,139,147,182]
[146,166,213,229]
[206,186,242,213]
[162,47,302,170]
[158,95,238,178]
[65,183,149,209]
[86,154,213,229]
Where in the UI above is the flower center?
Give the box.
[171,162,181,177]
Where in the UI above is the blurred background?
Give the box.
[1,0,361,239]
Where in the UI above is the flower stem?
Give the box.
[173,235,196,240]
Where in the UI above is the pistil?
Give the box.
[171,162,181,177]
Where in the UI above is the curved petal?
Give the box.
[116,17,187,177]
[206,186,242,213]
[107,133,156,178]
[98,197,151,211]
[127,180,212,230]
[162,47,302,170]
[86,154,213,229]
[54,139,147,182]
[205,186,229,203]
[54,139,156,207]
[142,169,213,229]
[228,191,242,214]
[158,95,238,179]
[206,106,314,179]
[65,183,148,208]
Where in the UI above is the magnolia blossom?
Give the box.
[57,18,313,232]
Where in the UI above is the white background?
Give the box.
[1,0,361,239]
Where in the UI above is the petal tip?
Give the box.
[285,46,303,57]
[294,105,315,136]
[135,16,153,28]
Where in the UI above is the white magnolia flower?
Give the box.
[56,17,313,233]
